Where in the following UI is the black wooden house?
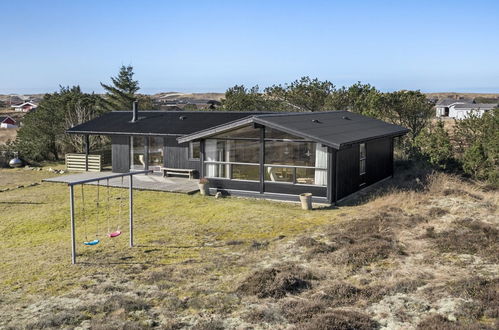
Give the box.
[67,108,408,204]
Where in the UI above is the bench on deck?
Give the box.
[160,167,196,180]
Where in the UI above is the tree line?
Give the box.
[219,77,497,185]
[12,66,152,161]
[6,70,497,186]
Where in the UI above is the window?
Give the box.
[148,137,164,170]
[264,141,328,186]
[189,141,200,160]
[130,136,146,170]
[265,127,305,140]
[202,126,328,186]
[212,125,260,139]
[359,143,366,175]
[204,139,260,181]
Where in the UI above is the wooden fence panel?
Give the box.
[65,154,102,172]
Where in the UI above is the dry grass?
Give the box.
[1,162,498,328]
[0,127,18,145]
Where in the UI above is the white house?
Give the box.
[0,116,17,128]
[11,101,37,112]
[435,98,496,119]
[448,103,497,120]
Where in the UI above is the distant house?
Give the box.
[12,101,37,112]
[0,116,17,128]
[435,98,496,119]
[448,103,497,120]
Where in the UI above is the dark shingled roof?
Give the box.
[452,103,497,109]
[66,111,270,136]
[436,98,474,106]
[178,111,409,149]
[0,116,14,123]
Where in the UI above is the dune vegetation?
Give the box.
[0,162,497,329]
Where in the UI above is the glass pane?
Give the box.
[212,125,260,139]
[360,143,366,159]
[190,141,200,159]
[148,137,164,168]
[205,163,227,178]
[265,141,316,167]
[265,127,304,140]
[131,136,146,170]
[229,140,259,163]
[296,167,315,185]
[205,139,259,163]
[360,159,366,174]
[265,166,293,183]
[232,164,259,181]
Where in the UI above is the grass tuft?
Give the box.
[237,264,314,299]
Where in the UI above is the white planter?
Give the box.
[198,183,209,196]
[299,193,313,210]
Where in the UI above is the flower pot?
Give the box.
[299,193,313,210]
[198,183,209,196]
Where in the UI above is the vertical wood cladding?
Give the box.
[366,137,392,185]
[111,135,130,173]
[335,137,393,201]
[327,148,336,203]
[164,137,201,175]
[336,144,360,200]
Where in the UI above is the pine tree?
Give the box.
[100,65,139,110]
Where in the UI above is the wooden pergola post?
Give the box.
[84,135,89,171]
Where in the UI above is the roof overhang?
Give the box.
[65,129,183,137]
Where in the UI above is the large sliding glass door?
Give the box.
[148,137,164,171]
[130,136,146,170]
[130,136,164,172]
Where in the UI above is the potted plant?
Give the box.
[198,177,210,196]
[299,193,313,210]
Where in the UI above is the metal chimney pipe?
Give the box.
[132,101,138,122]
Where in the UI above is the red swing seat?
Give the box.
[107,230,122,238]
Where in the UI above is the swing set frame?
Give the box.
[68,170,152,264]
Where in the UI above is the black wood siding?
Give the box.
[208,178,260,192]
[336,145,360,200]
[366,137,393,185]
[264,182,327,197]
[111,135,130,173]
[164,137,202,175]
[328,148,336,203]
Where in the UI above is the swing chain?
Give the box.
[81,184,87,241]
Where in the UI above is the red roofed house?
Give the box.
[0,116,17,128]
[12,101,37,112]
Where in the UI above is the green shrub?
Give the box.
[416,120,454,169]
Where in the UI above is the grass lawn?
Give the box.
[0,165,345,300]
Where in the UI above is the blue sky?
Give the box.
[1,0,498,94]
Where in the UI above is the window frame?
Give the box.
[359,143,366,175]
[189,141,201,161]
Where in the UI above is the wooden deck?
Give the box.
[43,172,200,194]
